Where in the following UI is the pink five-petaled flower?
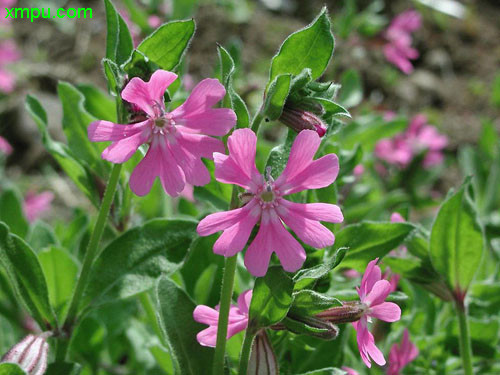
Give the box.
[387,329,418,375]
[383,10,422,74]
[23,191,54,223]
[193,289,252,347]
[353,258,401,368]
[197,129,343,276]
[0,136,13,155]
[88,70,236,197]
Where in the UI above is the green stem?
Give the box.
[238,330,256,375]
[456,300,474,375]
[63,163,123,332]
[250,110,264,133]
[139,292,164,341]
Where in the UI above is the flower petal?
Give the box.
[157,140,186,197]
[369,302,401,322]
[172,78,226,116]
[193,305,219,325]
[121,70,177,116]
[365,280,393,307]
[359,259,381,301]
[88,120,150,142]
[244,218,275,277]
[168,136,211,186]
[280,200,344,223]
[214,129,261,191]
[129,143,161,196]
[102,131,149,163]
[197,206,251,237]
[196,326,218,347]
[213,202,261,257]
[237,290,253,315]
[176,131,225,159]
[227,319,248,340]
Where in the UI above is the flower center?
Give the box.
[152,114,175,135]
[260,190,274,202]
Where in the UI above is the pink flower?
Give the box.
[383,267,401,293]
[23,192,54,223]
[0,0,17,24]
[353,164,364,177]
[193,289,252,347]
[375,115,447,169]
[0,40,21,93]
[342,367,359,375]
[197,129,343,276]
[180,183,195,202]
[148,15,162,28]
[0,136,13,155]
[353,258,401,368]
[383,10,422,74]
[88,70,236,197]
[389,212,407,258]
[387,329,418,375]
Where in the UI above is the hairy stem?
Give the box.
[238,330,256,375]
[62,163,122,332]
[456,299,474,375]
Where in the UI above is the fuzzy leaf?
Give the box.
[290,290,341,316]
[293,247,346,290]
[263,74,292,120]
[0,364,26,375]
[0,189,28,239]
[104,0,133,65]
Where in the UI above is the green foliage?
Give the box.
[0,223,56,330]
[82,219,197,309]
[293,247,346,290]
[269,7,334,85]
[137,19,195,71]
[263,74,292,120]
[430,179,484,294]
[289,290,341,316]
[156,276,213,374]
[104,0,134,65]
[338,69,363,108]
[0,363,26,375]
[248,267,294,333]
[266,129,296,180]
[45,362,82,375]
[0,189,28,239]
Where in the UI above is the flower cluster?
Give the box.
[388,329,419,375]
[383,10,421,74]
[375,114,448,169]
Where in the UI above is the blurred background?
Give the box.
[0,0,499,217]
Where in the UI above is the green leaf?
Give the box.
[27,221,58,251]
[156,276,213,375]
[194,161,232,210]
[82,219,197,308]
[26,95,99,206]
[263,74,292,120]
[217,45,249,128]
[58,82,107,178]
[296,368,346,375]
[430,180,484,293]
[290,290,341,316]
[0,189,28,239]
[333,221,416,271]
[104,0,133,65]
[315,98,351,118]
[102,58,123,95]
[0,363,26,375]
[76,84,117,123]
[281,316,336,339]
[0,223,56,329]
[293,247,346,290]
[337,69,363,108]
[265,129,296,179]
[137,19,195,71]
[38,247,78,316]
[491,72,500,109]
[269,7,334,85]
[248,266,294,332]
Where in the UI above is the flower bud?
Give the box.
[279,105,327,137]
[1,333,51,375]
[315,301,367,324]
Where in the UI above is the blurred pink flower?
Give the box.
[23,191,54,223]
[375,115,447,169]
[383,267,401,293]
[88,70,236,197]
[197,129,343,276]
[343,269,361,279]
[0,40,21,93]
[180,183,195,202]
[0,0,17,24]
[388,329,418,375]
[183,74,195,92]
[353,164,365,177]
[119,9,141,46]
[193,289,252,347]
[342,367,359,375]
[353,258,401,368]
[389,212,407,257]
[0,136,13,155]
[383,10,422,74]
[148,15,162,28]
[383,111,397,122]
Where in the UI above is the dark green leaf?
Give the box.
[0,223,56,329]
[263,74,292,120]
[27,221,58,252]
[266,129,296,180]
[82,219,197,308]
[104,0,133,65]
[156,276,213,375]
[137,19,195,71]
[333,222,415,271]
[46,362,82,375]
[0,189,28,239]
[269,7,334,85]
[293,247,346,290]
[430,179,484,293]
[194,161,232,210]
[290,290,341,316]
[102,58,123,95]
[248,266,294,332]
[76,84,116,123]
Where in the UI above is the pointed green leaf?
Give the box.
[104,0,133,65]
[0,189,28,239]
[0,363,26,375]
[263,74,291,120]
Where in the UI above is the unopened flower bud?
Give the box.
[279,105,327,137]
[273,316,339,340]
[1,333,51,375]
[315,301,367,324]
